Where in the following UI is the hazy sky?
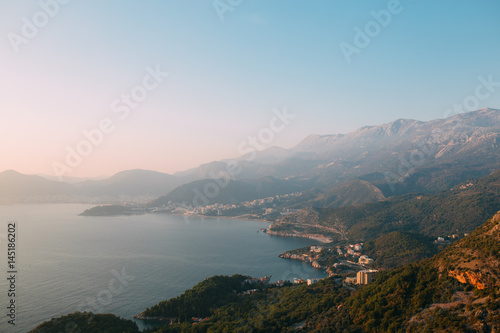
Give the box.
[1,0,499,178]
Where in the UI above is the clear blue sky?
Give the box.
[1,0,499,178]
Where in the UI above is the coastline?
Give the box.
[265,230,333,243]
[80,208,336,244]
[164,211,273,224]
[159,213,334,244]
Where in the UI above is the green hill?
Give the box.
[29,312,139,333]
[149,176,308,207]
[277,170,500,241]
[79,205,135,216]
[142,275,250,321]
[363,231,439,269]
[304,179,385,208]
[307,210,500,332]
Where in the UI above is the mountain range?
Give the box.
[0,169,182,203]
[2,108,500,205]
[175,107,500,197]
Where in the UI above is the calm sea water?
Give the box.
[0,204,326,332]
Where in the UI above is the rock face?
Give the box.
[448,270,487,290]
[439,210,500,290]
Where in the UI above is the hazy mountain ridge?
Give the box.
[2,108,500,205]
[0,170,72,196]
[148,176,311,207]
[0,169,184,202]
[176,108,500,196]
[72,169,183,196]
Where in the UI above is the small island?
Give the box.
[79,205,144,216]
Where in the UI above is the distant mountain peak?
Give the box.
[1,169,22,175]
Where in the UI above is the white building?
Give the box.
[358,255,374,265]
[307,278,322,285]
[310,246,323,253]
[357,270,379,285]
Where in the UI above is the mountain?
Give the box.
[149,176,310,207]
[362,231,438,269]
[176,108,500,196]
[318,210,500,332]
[72,169,183,197]
[38,173,108,184]
[276,170,500,241]
[4,108,500,204]
[0,169,184,202]
[0,170,72,197]
[305,179,385,208]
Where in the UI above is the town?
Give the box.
[148,192,303,219]
[279,243,380,286]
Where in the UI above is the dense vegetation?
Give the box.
[363,231,440,269]
[308,211,500,332]
[295,179,385,209]
[29,312,139,333]
[148,278,350,333]
[285,170,500,241]
[79,205,134,216]
[303,263,474,332]
[143,275,252,320]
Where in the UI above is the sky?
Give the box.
[0,0,499,179]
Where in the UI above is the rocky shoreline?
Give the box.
[264,229,333,243]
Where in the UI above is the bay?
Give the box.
[0,204,326,332]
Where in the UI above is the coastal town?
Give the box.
[149,192,303,219]
[279,243,381,286]
[82,199,467,291]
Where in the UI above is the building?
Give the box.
[310,246,323,253]
[274,280,285,287]
[354,243,362,251]
[264,208,276,215]
[307,278,322,285]
[358,255,374,265]
[345,276,357,284]
[357,270,379,285]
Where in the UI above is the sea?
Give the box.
[0,204,327,333]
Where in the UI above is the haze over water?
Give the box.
[0,204,326,332]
